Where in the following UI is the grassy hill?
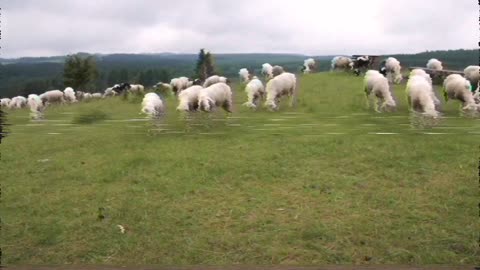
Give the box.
[1,72,477,265]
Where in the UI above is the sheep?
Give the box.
[176,85,203,112]
[27,94,45,120]
[198,82,233,113]
[8,96,27,109]
[442,74,479,112]
[103,87,118,98]
[409,69,440,106]
[331,56,353,71]
[63,87,77,103]
[76,91,85,101]
[242,76,265,109]
[83,93,93,101]
[141,92,164,118]
[112,83,145,96]
[406,75,440,118]
[473,82,480,104]
[92,93,102,99]
[382,57,403,84]
[261,63,273,80]
[426,58,443,70]
[272,65,285,77]
[170,77,190,95]
[302,58,315,74]
[203,75,229,88]
[0,98,11,108]
[352,56,371,76]
[463,65,480,87]
[264,72,296,111]
[363,70,396,112]
[40,90,65,105]
[239,68,250,83]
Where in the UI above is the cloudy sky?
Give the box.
[1,0,477,58]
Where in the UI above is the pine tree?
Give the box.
[204,52,216,77]
[195,49,207,80]
[63,54,99,90]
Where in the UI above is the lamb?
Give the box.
[426,58,443,70]
[239,68,250,83]
[0,98,11,108]
[363,70,396,112]
[409,69,440,106]
[197,82,233,113]
[302,58,315,74]
[170,77,190,95]
[261,63,274,80]
[406,75,440,118]
[27,94,45,120]
[272,65,285,77]
[203,75,229,88]
[242,76,265,109]
[331,56,353,71]
[463,65,480,87]
[39,90,65,105]
[176,85,203,112]
[141,93,164,118]
[264,72,296,111]
[382,57,403,84]
[442,74,479,112]
[8,96,27,109]
[63,87,77,103]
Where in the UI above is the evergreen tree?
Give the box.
[204,52,216,77]
[195,49,207,80]
[63,54,99,90]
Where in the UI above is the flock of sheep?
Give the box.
[0,56,479,121]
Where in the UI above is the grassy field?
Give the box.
[1,72,478,266]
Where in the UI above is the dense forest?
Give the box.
[0,49,477,98]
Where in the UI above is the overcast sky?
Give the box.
[1,0,477,58]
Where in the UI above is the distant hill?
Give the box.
[0,49,477,98]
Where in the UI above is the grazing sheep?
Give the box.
[272,65,285,77]
[103,87,118,98]
[141,93,164,118]
[442,74,479,112]
[426,58,443,70]
[63,87,77,103]
[203,75,228,88]
[363,70,396,112]
[112,83,145,95]
[409,69,440,106]
[170,77,190,95]
[76,91,85,101]
[331,56,353,71]
[40,90,65,105]
[176,85,203,112]
[262,63,274,80]
[27,94,45,120]
[239,68,250,83]
[463,65,480,87]
[83,93,93,101]
[92,93,102,99]
[198,82,233,113]
[0,98,11,108]
[8,96,27,109]
[406,75,440,118]
[264,72,296,111]
[302,58,315,74]
[383,57,403,84]
[242,76,265,109]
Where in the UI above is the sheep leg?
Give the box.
[222,100,233,113]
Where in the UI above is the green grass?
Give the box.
[1,72,478,265]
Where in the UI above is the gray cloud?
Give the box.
[0,0,477,58]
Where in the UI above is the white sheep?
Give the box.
[40,90,65,105]
[170,77,190,95]
[426,58,443,70]
[83,93,93,101]
[128,84,145,95]
[261,63,273,80]
[363,70,396,112]
[409,69,440,106]
[198,82,233,112]
[264,72,296,111]
[63,87,77,103]
[176,85,203,112]
[331,56,353,71]
[303,58,315,73]
[0,98,11,108]
[442,74,479,112]
[406,75,439,118]
[8,96,27,109]
[76,91,85,101]
[91,93,102,99]
[103,87,118,98]
[242,76,265,109]
[27,94,45,120]
[239,68,250,83]
[463,65,480,87]
[384,57,402,84]
[141,93,164,118]
[203,75,228,88]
